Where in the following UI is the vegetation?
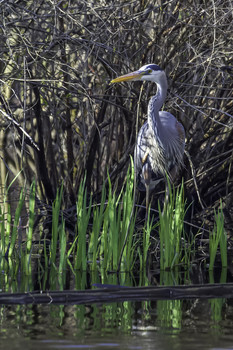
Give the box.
[0,1,231,279]
[0,167,227,278]
[209,202,227,270]
[0,164,151,273]
[158,180,186,270]
[0,1,232,226]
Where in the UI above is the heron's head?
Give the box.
[111,64,166,84]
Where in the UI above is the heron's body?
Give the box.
[136,108,185,191]
[111,64,185,206]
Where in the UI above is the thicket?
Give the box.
[0,0,232,232]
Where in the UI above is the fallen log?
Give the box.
[0,283,232,305]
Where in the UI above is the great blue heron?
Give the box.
[111,64,185,209]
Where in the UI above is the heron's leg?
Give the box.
[169,165,178,183]
[145,183,150,213]
[164,179,169,208]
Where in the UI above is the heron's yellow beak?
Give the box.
[111,70,144,84]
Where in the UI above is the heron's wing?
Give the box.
[135,113,185,191]
[159,111,185,147]
[159,111,185,167]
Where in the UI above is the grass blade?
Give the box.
[50,184,63,268]
[8,187,26,258]
[27,180,36,254]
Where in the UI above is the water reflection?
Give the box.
[0,297,233,350]
[0,259,233,350]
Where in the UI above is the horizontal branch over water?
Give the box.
[1,283,233,305]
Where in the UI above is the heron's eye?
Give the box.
[147,69,153,74]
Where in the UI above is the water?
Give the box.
[2,332,233,350]
[1,296,233,350]
[1,261,233,350]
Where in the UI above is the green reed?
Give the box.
[23,180,36,275]
[117,159,136,271]
[1,164,190,277]
[1,168,230,287]
[88,183,106,270]
[141,205,154,269]
[104,173,119,270]
[209,202,227,270]
[158,179,186,270]
[50,183,63,267]
[8,187,26,258]
[0,206,6,255]
[71,161,137,272]
[27,180,36,254]
[75,176,92,270]
[0,172,22,256]
[97,163,136,271]
[59,217,67,274]
[0,178,37,273]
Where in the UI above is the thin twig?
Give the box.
[0,109,40,151]
[185,150,205,210]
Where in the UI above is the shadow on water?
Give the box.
[1,257,233,350]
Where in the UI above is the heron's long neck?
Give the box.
[147,76,168,138]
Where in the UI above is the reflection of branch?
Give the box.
[0,108,40,151]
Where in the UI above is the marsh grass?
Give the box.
[75,176,92,270]
[24,180,36,274]
[73,162,137,272]
[0,173,22,256]
[59,217,67,274]
[87,180,106,271]
[158,180,186,270]
[209,202,227,270]
[50,183,64,268]
[37,161,143,273]
[27,180,36,254]
[0,164,228,279]
[140,205,154,270]
[8,188,26,258]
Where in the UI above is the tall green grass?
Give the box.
[209,202,227,270]
[25,180,36,274]
[0,172,23,257]
[75,176,92,271]
[50,183,63,268]
[27,180,36,254]
[158,180,186,271]
[88,182,106,271]
[8,188,26,258]
[139,205,153,270]
[1,168,138,273]
[67,162,137,272]
[0,165,228,279]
